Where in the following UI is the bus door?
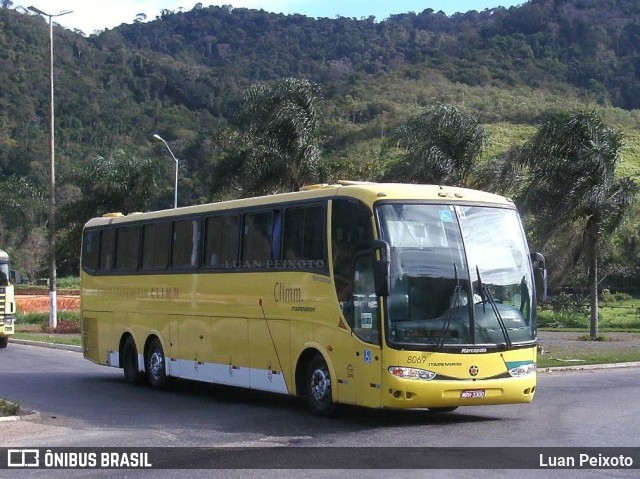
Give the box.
[350,253,382,408]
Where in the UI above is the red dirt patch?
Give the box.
[16,295,80,313]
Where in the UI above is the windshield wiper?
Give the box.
[436,263,460,350]
[476,266,512,349]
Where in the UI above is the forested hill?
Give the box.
[2,0,640,206]
[114,0,640,109]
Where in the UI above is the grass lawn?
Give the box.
[537,331,640,368]
[12,331,82,347]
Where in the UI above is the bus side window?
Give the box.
[242,210,274,267]
[142,222,170,270]
[272,209,282,261]
[204,215,239,268]
[172,219,200,268]
[83,230,100,272]
[283,204,325,265]
[114,225,140,271]
[99,229,114,272]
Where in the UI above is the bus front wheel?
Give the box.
[122,336,143,385]
[306,355,335,417]
[146,337,169,389]
[0,336,8,349]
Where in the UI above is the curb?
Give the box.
[538,361,640,373]
[0,410,41,422]
[9,338,82,353]
[0,397,41,423]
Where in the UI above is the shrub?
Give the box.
[538,309,588,328]
[614,292,633,302]
[39,319,81,334]
[0,399,21,416]
[17,311,79,325]
[601,288,614,304]
[542,292,588,314]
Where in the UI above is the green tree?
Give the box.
[56,151,164,274]
[217,78,322,196]
[506,110,638,339]
[0,175,46,246]
[384,103,487,186]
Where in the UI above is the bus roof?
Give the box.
[83,181,514,228]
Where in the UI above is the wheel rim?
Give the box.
[310,367,330,402]
[149,349,164,380]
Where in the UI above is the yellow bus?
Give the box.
[81,181,545,415]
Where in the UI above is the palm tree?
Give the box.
[507,110,638,339]
[384,103,487,186]
[229,78,322,195]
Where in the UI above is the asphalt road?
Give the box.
[1,343,638,478]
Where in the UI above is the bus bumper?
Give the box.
[381,374,537,409]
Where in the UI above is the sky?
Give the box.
[25,1,527,35]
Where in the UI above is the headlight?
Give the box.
[508,363,536,377]
[388,366,437,381]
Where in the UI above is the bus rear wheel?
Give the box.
[306,355,335,417]
[146,337,169,389]
[122,336,143,385]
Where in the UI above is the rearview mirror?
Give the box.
[372,240,390,297]
[530,252,547,301]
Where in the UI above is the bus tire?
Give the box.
[0,336,8,349]
[122,336,143,385]
[146,337,169,389]
[306,355,335,417]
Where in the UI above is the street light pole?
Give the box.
[153,134,179,208]
[29,6,72,330]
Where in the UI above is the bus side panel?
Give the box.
[248,319,290,393]
[83,311,119,367]
[316,324,359,406]
[172,315,214,381]
[168,319,179,374]
[289,317,364,407]
[211,317,250,388]
[82,316,100,364]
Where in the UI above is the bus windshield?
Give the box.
[378,203,535,350]
[0,262,9,286]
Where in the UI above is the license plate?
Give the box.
[461,389,485,399]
